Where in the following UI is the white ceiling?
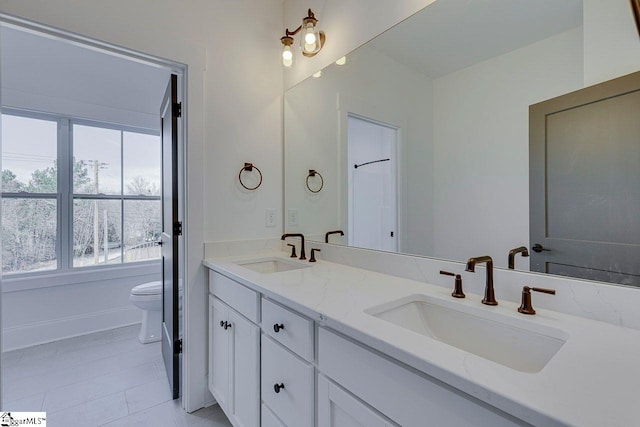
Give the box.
[367,0,583,78]
[0,25,171,125]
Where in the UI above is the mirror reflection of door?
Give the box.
[530,71,640,286]
[347,114,398,252]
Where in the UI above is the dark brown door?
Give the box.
[530,71,640,286]
[160,74,181,398]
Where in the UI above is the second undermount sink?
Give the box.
[234,257,310,274]
[365,295,568,373]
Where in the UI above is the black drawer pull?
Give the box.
[274,383,285,393]
[273,323,285,333]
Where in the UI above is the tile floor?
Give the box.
[2,325,232,426]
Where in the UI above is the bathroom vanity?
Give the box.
[204,246,640,427]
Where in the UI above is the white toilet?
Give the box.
[130,281,163,344]
[130,280,184,344]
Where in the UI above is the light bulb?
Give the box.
[304,42,316,53]
[335,56,347,66]
[282,45,293,68]
[305,30,316,45]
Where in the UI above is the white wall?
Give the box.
[282,0,437,89]
[583,0,640,86]
[1,266,159,351]
[0,0,282,412]
[431,28,584,268]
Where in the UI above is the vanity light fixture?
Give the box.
[280,8,326,68]
[335,56,347,65]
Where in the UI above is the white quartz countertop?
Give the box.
[204,252,640,427]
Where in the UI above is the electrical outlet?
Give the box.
[287,209,299,227]
[265,208,276,227]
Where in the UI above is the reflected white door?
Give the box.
[347,115,398,252]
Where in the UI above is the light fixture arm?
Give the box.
[283,9,317,37]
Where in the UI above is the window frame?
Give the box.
[1,108,162,277]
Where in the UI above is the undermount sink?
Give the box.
[234,257,310,274]
[365,294,568,373]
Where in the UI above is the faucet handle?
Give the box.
[287,243,297,258]
[440,270,465,299]
[309,248,321,262]
[518,286,556,315]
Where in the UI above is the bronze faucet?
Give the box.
[281,233,306,260]
[325,230,344,243]
[465,256,497,305]
[508,246,529,269]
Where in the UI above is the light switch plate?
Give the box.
[265,208,276,227]
[287,209,299,227]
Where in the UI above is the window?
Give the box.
[1,111,161,275]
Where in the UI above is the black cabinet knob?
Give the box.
[273,323,285,333]
[274,383,285,393]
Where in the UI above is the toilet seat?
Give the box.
[131,281,162,296]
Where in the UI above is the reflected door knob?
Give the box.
[531,244,550,253]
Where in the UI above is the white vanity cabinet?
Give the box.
[207,266,529,427]
[208,272,260,427]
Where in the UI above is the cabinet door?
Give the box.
[229,309,260,427]
[209,296,231,409]
[318,375,397,427]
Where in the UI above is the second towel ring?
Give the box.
[306,169,324,193]
[239,163,262,190]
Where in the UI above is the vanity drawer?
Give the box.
[261,298,314,361]
[261,335,314,427]
[209,270,259,323]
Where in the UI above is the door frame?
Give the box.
[0,12,188,408]
[345,112,401,252]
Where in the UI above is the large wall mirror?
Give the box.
[284,0,640,287]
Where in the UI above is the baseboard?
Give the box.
[2,306,141,351]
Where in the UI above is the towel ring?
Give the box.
[239,163,262,190]
[306,169,324,193]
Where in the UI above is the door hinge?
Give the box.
[175,339,183,354]
[174,102,182,118]
[390,231,394,237]
[174,221,183,236]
